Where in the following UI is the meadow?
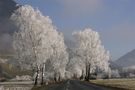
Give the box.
[91,78,135,90]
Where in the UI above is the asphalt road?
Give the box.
[34,80,119,90]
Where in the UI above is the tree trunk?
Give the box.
[54,73,57,82]
[85,64,91,81]
[58,75,61,82]
[85,64,88,80]
[87,64,90,81]
[34,73,38,85]
[41,67,43,85]
[41,63,45,85]
[34,66,39,85]
[80,70,84,80]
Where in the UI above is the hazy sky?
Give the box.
[15,0,135,60]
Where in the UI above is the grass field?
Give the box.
[0,63,32,79]
[90,78,135,90]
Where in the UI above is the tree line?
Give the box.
[11,5,111,85]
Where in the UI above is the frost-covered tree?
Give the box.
[72,28,110,81]
[11,5,68,84]
[67,56,85,79]
[46,32,69,82]
[111,69,120,78]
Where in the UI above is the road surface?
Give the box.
[33,80,119,90]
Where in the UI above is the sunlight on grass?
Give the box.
[91,78,135,90]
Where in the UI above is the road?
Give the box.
[33,80,119,90]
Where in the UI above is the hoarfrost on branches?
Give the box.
[11,5,69,84]
[70,28,110,80]
[11,5,111,84]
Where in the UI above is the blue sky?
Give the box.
[15,0,135,60]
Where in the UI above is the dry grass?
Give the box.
[0,63,32,79]
[90,78,135,90]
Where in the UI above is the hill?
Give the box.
[115,49,135,68]
[0,0,19,55]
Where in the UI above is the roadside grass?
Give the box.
[90,78,135,90]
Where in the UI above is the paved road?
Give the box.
[34,80,119,90]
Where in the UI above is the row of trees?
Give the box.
[11,5,111,85]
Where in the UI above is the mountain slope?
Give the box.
[115,49,135,67]
[0,0,17,18]
[109,60,122,70]
[0,0,18,55]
